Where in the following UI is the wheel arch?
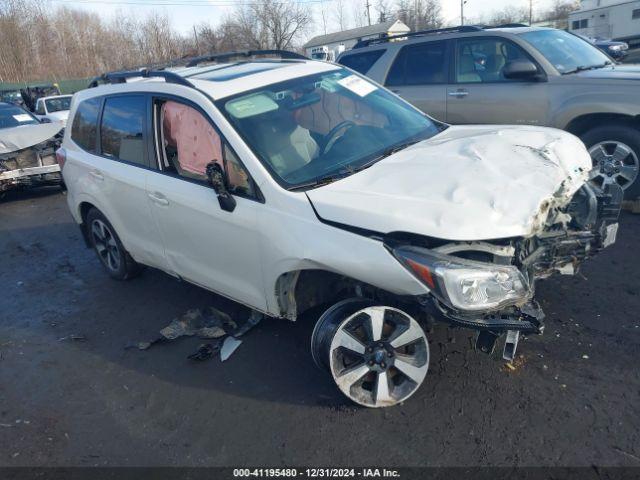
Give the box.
[274,268,420,322]
[565,113,640,138]
[275,269,366,321]
[78,201,98,248]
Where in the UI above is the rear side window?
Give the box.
[100,95,146,166]
[338,50,385,74]
[386,41,448,86]
[71,98,101,153]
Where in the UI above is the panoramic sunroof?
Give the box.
[190,62,292,82]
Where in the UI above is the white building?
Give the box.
[568,0,640,44]
[303,20,411,61]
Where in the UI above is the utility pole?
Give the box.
[365,0,372,26]
[461,0,465,26]
[529,0,533,25]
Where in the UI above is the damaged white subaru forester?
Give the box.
[60,51,621,407]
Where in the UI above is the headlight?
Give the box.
[609,45,623,51]
[392,245,531,311]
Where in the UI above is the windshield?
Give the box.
[520,29,612,74]
[217,68,442,189]
[0,104,39,129]
[45,96,72,113]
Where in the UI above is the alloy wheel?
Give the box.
[91,219,121,272]
[328,306,429,408]
[588,141,639,193]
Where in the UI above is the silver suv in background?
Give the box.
[338,25,640,198]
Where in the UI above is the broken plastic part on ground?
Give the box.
[220,337,242,362]
[187,339,223,361]
[126,306,262,362]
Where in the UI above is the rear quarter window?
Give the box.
[338,50,385,74]
[70,98,101,153]
[386,41,448,86]
[100,95,146,166]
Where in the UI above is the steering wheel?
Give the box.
[321,121,355,155]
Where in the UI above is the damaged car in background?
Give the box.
[0,102,63,195]
[60,53,622,408]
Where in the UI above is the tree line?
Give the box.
[0,0,580,84]
[0,0,313,83]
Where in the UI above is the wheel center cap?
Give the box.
[603,161,615,174]
[374,350,385,364]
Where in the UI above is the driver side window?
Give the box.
[35,101,45,115]
[456,38,529,83]
[154,99,256,198]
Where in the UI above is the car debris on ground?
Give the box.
[126,306,262,362]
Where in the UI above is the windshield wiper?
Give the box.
[562,61,612,75]
[287,173,347,191]
[288,139,423,191]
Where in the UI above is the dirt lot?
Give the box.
[1,187,639,468]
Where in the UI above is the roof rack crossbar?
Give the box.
[354,25,483,48]
[186,49,307,67]
[88,69,193,88]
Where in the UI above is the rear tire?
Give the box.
[311,298,429,408]
[581,125,640,199]
[85,208,142,280]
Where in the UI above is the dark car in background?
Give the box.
[578,34,629,61]
[338,26,640,199]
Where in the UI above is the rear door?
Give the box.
[67,94,166,269]
[446,36,549,125]
[383,40,450,122]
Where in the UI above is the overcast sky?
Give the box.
[47,0,557,37]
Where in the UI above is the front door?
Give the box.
[446,37,549,126]
[144,96,267,311]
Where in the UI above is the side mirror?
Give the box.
[206,162,236,213]
[40,117,52,123]
[503,60,541,81]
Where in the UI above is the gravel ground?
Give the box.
[0,187,639,468]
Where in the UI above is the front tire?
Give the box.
[581,125,640,199]
[311,299,429,408]
[85,208,142,280]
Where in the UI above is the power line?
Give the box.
[49,0,329,6]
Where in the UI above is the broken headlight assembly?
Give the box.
[392,245,531,312]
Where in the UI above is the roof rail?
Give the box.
[87,69,193,88]
[353,25,483,49]
[186,49,307,67]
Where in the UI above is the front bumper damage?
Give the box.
[0,139,61,193]
[416,183,623,358]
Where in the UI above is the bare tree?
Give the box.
[0,0,313,83]
[394,0,442,31]
[334,0,349,31]
[481,6,529,26]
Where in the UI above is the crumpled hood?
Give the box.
[306,125,592,241]
[0,123,62,155]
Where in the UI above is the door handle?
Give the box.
[448,90,469,98]
[89,170,104,181]
[148,192,169,206]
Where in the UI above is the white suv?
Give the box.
[60,51,621,408]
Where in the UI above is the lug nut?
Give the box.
[381,362,386,368]
[368,360,374,366]
[387,351,393,358]
[367,347,373,353]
